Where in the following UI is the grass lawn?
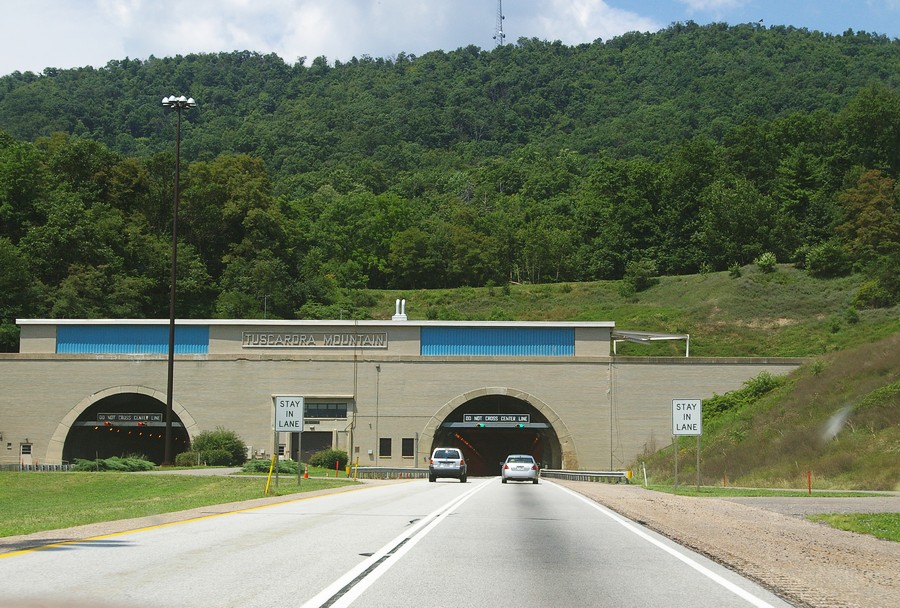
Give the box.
[0,471,356,537]
[807,513,900,542]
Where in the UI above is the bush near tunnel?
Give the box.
[185,427,248,466]
[72,456,155,472]
[308,448,349,470]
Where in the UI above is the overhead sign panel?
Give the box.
[463,413,530,424]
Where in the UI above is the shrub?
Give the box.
[202,449,233,466]
[620,258,659,295]
[805,241,851,278]
[743,371,784,398]
[754,252,777,273]
[703,372,786,421]
[190,427,248,466]
[308,448,348,469]
[242,458,299,474]
[853,279,894,309]
[72,456,155,472]
[792,245,810,269]
[728,262,742,278]
[175,451,200,467]
[243,458,274,473]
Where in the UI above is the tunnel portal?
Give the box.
[430,394,561,476]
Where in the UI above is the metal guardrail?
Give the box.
[1,463,72,472]
[540,469,631,483]
[351,467,632,483]
[354,466,429,480]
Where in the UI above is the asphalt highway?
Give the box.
[0,478,793,608]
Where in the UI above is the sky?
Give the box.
[0,0,898,77]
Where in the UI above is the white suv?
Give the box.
[428,447,468,482]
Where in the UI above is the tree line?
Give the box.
[0,22,898,350]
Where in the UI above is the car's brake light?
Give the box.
[429,459,434,465]
[459,459,465,465]
[503,464,509,470]
[531,464,537,470]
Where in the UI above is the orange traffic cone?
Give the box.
[303,465,309,479]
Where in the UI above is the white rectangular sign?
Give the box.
[672,399,702,436]
[274,395,304,432]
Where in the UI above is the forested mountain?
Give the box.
[0,22,898,350]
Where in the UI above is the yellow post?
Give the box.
[264,453,277,496]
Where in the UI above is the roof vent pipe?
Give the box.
[392,298,408,321]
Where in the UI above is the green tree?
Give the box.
[0,237,38,351]
[0,134,46,241]
[696,177,782,268]
[836,170,899,267]
[838,84,900,177]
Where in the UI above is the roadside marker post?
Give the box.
[672,399,703,490]
[273,395,305,488]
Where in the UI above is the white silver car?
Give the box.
[429,447,467,482]
[501,454,539,484]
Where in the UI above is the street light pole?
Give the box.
[161,95,196,465]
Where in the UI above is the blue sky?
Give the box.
[1,1,897,77]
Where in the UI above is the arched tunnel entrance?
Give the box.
[63,392,190,465]
[430,394,561,476]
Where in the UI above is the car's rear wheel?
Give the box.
[429,474,435,482]
[459,475,467,483]
[532,478,539,484]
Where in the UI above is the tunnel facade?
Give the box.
[2,318,803,470]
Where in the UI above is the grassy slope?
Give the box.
[355,265,899,357]
[644,333,899,490]
[354,266,899,490]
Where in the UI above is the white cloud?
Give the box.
[533,0,662,42]
[678,0,745,10]
[0,0,896,77]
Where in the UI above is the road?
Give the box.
[0,478,793,608]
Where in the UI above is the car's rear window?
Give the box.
[434,449,460,459]
[508,456,534,463]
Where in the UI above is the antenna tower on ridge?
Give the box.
[493,0,506,47]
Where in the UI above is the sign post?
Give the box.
[274,396,304,487]
[672,399,702,490]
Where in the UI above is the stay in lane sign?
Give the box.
[672,398,702,436]
[274,396,304,432]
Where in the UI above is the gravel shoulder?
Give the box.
[553,480,900,608]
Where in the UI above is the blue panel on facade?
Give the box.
[420,327,574,356]
[56,325,209,355]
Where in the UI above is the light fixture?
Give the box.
[161,94,197,465]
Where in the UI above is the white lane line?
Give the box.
[548,482,779,608]
[300,479,492,608]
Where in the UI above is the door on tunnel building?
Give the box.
[430,394,560,476]
[291,431,332,464]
